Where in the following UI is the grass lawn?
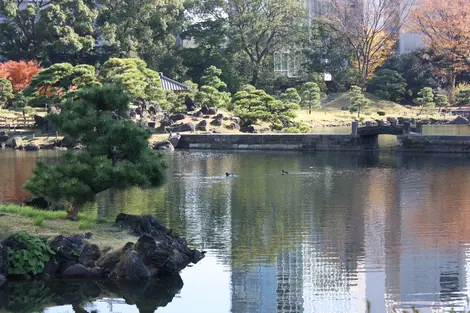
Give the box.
[295,92,451,129]
[0,204,135,249]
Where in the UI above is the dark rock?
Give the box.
[43,260,60,278]
[49,235,83,264]
[0,274,5,288]
[62,264,102,278]
[449,116,469,125]
[210,118,222,127]
[193,110,203,117]
[185,95,196,111]
[112,250,151,280]
[135,107,143,116]
[216,113,224,119]
[230,117,241,124]
[196,120,208,131]
[129,109,137,118]
[0,244,8,276]
[147,105,157,115]
[5,136,23,149]
[97,242,134,276]
[24,143,40,151]
[147,122,156,128]
[201,106,217,115]
[24,196,50,209]
[84,232,93,240]
[115,214,205,276]
[152,141,174,151]
[341,106,350,111]
[168,136,180,148]
[158,117,174,131]
[165,123,195,133]
[169,113,186,122]
[240,125,257,133]
[34,115,56,132]
[212,129,221,134]
[39,143,56,150]
[60,136,76,148]
[79,244,101,268]
[225,122,240,130]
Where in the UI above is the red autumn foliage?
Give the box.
[0,60,41,93]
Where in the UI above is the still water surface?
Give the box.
[2,144,470,312]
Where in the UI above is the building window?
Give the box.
[274,51,301,77]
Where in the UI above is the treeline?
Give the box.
[0,0,469,105]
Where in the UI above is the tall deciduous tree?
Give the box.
[0,0,97,63]
[226,0,305,85]
[96,0,185,69]
[300,82,321,114]
[409,0,470,97]
[329,0,415,84]
[25,84,166,220]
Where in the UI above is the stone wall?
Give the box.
[177,134,367,151]
[397,135,470,153]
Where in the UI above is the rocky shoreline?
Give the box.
[0,214,205,287]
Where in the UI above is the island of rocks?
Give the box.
[0,214,205,285]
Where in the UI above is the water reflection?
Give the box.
[0,276,183,313]
[2,149,470,312]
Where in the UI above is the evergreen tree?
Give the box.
[367,69,407,102]
[280,88,301,106]
[24,84,166,220]
[455,87,470,107]
[0,78,13,108]
[195,66,231,108]
[348,86,370,118]
[434,92,449,112]
[414,87,435,115]
[23,63,98,107]
[233,84,299,130]
[300,82,321,114]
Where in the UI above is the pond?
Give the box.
[2,147,470,312]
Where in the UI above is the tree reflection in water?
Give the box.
[0,275,183,313]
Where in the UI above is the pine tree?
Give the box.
[414,87,435,115]
[434,92,449,112]
[300,82,321,114]
[0,78,13,108]
[455,88,470,108]
[281,88,301,106]
[24,84,166,220]
[348,86,370,118]
[195,66,231,109]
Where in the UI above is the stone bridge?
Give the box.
[357,124,417,136]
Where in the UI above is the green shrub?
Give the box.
[7,232,54,276]
[377,111,386,116]
[33,216,45,226]
[367,69,407,102]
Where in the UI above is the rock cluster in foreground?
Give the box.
[0,214,205,284]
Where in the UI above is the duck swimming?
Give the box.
[282,170,289,175]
